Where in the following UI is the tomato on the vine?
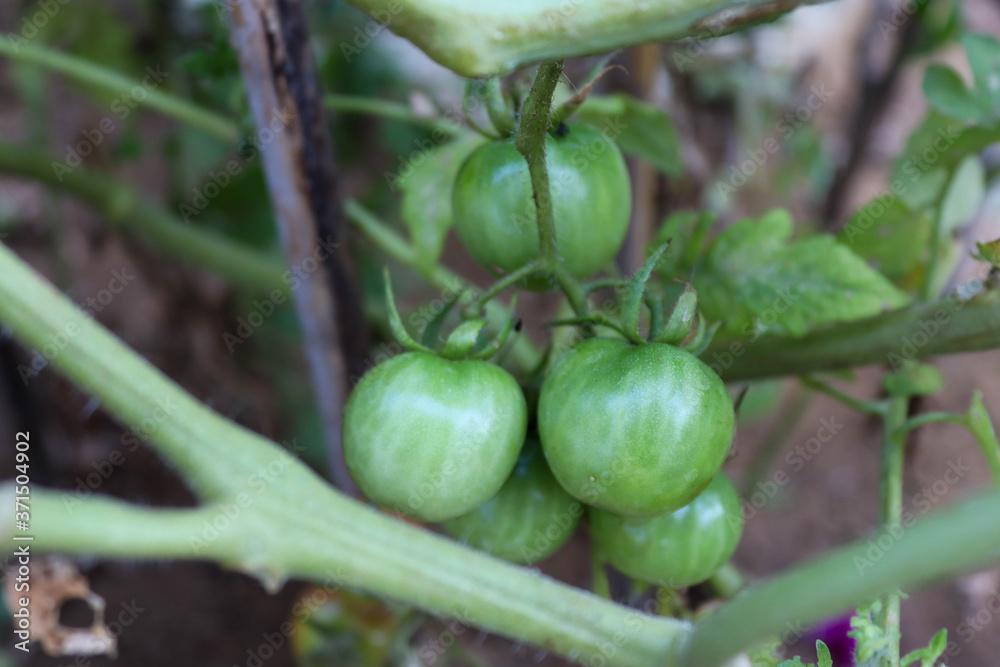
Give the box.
[452,122,631,285]
[342,351,527,522]
[441,439,581,564]
[589,473,744,587]
[538,338,734,517]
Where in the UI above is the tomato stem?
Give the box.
[515,60,564,268]
[876,394,909,666]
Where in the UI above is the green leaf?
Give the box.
[939,155,985,235]
[575,93,682,176]
[890,112,1000,210]
[838,197,932,291]
[883,362,944,397]
[900,628,948,667]
[815,641,833,667]
[695,210,909,337]
[654,210,716,279]
[923,64,980,122]
[398,135,484,274]
[962,32,1000,120]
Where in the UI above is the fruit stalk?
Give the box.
[515,60,564,268]
[876,395,909,665]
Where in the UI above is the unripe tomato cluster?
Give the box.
[343,122,742,587]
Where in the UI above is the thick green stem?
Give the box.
[515,61,563,266]
[708,290,1000,381]
[877,396,909,665]
[680,491,1000,666]
[0,240,689,667]
[0,142,286,294]
[0,40,238,143]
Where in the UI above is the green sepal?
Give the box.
[883,362,944,397]
[546,313,630,340]
[682,314,720,356]
[441,318,488,359]
[645,293,665,342]
[622,240,670,344]
[655,283,698,345]
[469,294,520,360]
[420,288,466,349]
[384,267,434,353]
[484,77,515,136]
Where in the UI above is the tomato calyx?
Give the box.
[543,239,720,352]
[383,267,518,361]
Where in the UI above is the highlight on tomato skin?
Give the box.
[452,122,632,290]
[589,473,744,588]
[342,351,528,523]
[537,337,735,517]
[440,439,582,564]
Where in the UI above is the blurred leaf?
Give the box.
[974,237,1000,266]
[923,64,980,122]
[900,629,948,667]
[922,33,1000,125]
[575,93,682,176]
[653,210,715,279]
[398,135,484,273]
[912,0,962,56]
[839,198,932,291]
[963,32,1000,120]
[938,155,984,234]
[695,210,909,337]
[883,362,944,397]
[890,111,1000,209]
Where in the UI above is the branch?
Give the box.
[0,141,286,295]
[331,0,818,77]
[0,39,238,143]
[0,241,691,666]
[680,490,1000,666]
[709,290,1000,381]
[228,0,365,493]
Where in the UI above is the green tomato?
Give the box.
[452,123,631,286]
[441,440,581,564]
[590,473,744,587]
[538,338,734,517]
[343,352,527,522]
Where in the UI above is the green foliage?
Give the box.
[900,629,948,667]
[924,34,1000,124]
[575,93,682,176]
[397,134,483,273]
[695,210,909,337]
[883,362,944,398]
[837,198,932,291]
